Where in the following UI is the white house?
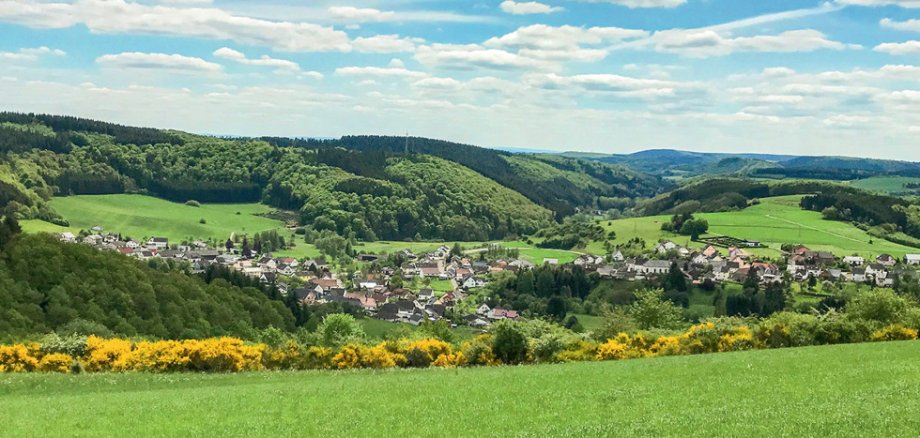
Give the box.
[905,254,920,266]
[147,237,168,249]
[656,241,678,254]
[843,256,865,266]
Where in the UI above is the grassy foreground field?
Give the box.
[2,341,918,437]
[591,196,916,258]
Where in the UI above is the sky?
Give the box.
[1,1,920,160]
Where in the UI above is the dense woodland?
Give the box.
[0,230,296,341]
[0,113,670,241]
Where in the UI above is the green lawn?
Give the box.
[849,176,920,194]
[2,341,919,436]
[32,194,291,243]
[593,196,917,259]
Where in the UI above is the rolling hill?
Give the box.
[0,112,667,242]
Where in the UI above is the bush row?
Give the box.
[1,318,916,374]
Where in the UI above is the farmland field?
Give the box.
[590,196,917,258]
[849,176,920,194]
[30,194,292,243]
[1,341,918,436]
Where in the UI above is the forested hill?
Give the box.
[574,148,920,180]
[0,112,664,241]
[262,135,665,217]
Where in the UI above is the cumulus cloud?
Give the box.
[874,41,920,55]
[335,59,428,79]
[213,47,301,72]
[499,1,563,15]
[881,18,920,32]
[328,6,395,22]
[352,35,422,53]
[415,44,551,70]
[837,0,920,7]
[578,0,686,8]
[649,29,859,57]
[96,52,222,73]
[0,46,65,61]
[0,0,351,52]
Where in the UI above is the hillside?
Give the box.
[574,148,920,181]
[590,196,917,258]
[3,341,918,436]
[0,112,668,241]
[0,233,296,340]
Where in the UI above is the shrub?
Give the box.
[185,200,201,207]
[331,344,362,369]
[0,345,39,372]
[40,333,89,358]
[596,339,628,361]
[402,339,453,368]
[318,314,366,347]
[38,353,73,373]
[555,340,598,363]
[461,335,497,366]
[871,325,919,342]
[846,289,912,326]
[84,336,133,372]
[491,320,529,365]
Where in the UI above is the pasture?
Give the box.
[849,176,920,194]
[592,196,916,258]
[1,341,918,436]
[36,194,291,243]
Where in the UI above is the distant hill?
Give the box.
[0,112,666,241]
[568,148,920,180]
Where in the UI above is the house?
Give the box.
[476,303,491,316]
[543,258,559,265]
[462,276,486,289]
[488,307,520,321]
[852,267,867,283]
[638,260,671,275]
[843,256,865,266]
[905,254,920,266]
[464,314,490,328]
[59,232,76,242]
[610,250,625,262]
[147,237,168,249]
[656,240,678,254]
[876,254,897,267]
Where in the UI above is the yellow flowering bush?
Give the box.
[595,339,628,361]
[555,340,598,363]
[0,344,39,373]
[461,336,498,366]
[647,335,682,357]
[84,336,133,372]
[303,346,333,370]
[432,351,466,368]
[38,353,73,373]
[871,325,919,342]
[717,327,755,352]
[361,344,405,369]
[401,339,454,368]
[331,344,363,369]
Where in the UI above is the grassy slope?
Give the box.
[849,176,920,194]
[41,194,291,243]
[591,196,916,258]
[2,341,919,436]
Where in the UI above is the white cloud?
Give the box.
[335,61,428,79]
[213,47,300,72]
[96,52,222,73]
[649,29,859,57]
[838,0,920,7]
[881,18,920,32]
[499,1,563,15]
[0,0,352,52]
[0,46,65,61]
[352,35,422,53]
[415,44,551,70]
[578,0,686,8]
[874,40,920,55]
[328,6,395,22]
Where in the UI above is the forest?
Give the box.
[0,113,668,241]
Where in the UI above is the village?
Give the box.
[55,229,920,328]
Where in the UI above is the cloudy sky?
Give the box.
[1,0,920,159]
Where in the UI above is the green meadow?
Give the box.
[849,176,920,194]
[1,341,918,437]
[592,196,917,258]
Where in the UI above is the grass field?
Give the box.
[849,176,920,194]
[591,196,917,258]
[27,194,290,243]
[2,341,918,436]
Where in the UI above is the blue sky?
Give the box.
[1,0,920,159]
